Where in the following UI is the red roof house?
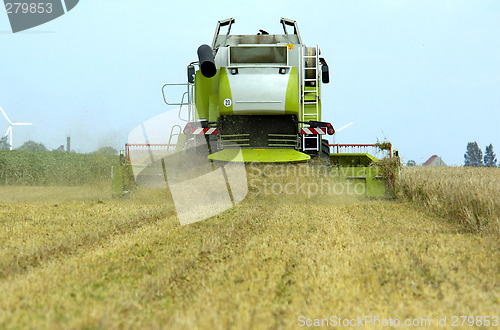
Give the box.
[423,155,447,166]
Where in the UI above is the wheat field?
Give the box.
[398,166,500,234]
[0,167,499,329]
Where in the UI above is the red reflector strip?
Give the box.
[301,127,326,135]
[192,127,217,135]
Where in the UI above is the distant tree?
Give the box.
[406,160,416,166]
[464,142,483,167]
[484,144,497,167]
[0,136,10,150]
[17,140,48,152]
[93,146,118,155]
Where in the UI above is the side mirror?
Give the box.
[321,64,329,84]
[187,65,195,83]
[319,57,330,84]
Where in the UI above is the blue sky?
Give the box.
[1,0,499,165]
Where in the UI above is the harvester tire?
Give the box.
[321,139,330,158]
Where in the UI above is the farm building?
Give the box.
[423,155,447,166]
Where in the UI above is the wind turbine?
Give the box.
[1,106,32,151]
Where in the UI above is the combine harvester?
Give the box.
[113,18,399,198]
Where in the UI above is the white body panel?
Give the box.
[226,67,290,114]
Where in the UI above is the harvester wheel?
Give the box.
[321,139,330,158]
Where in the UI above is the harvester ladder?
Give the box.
[301,45,320,122]
[301,45,321,151]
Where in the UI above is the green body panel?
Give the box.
[209,94,219,122]
[329,153,379,166]
[194,70,220,120]
[329,153,398,198]
[331,165,389,198]
[284,67,299,115]
[111,164,135,197]
[209,148,311,163]
[218,67,233,116]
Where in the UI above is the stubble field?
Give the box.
[0,166,499,329]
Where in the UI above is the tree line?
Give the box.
[464,142,497,167]
[0,137,117,155]
[2,136,498,167]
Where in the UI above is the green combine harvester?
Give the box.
[112,18,399,198]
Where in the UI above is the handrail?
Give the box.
[178,92,189,122]
[162,83,190,106]
[161,82,194,122]
[168,125,182,151]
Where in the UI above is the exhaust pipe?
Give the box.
[197,44,216,78]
